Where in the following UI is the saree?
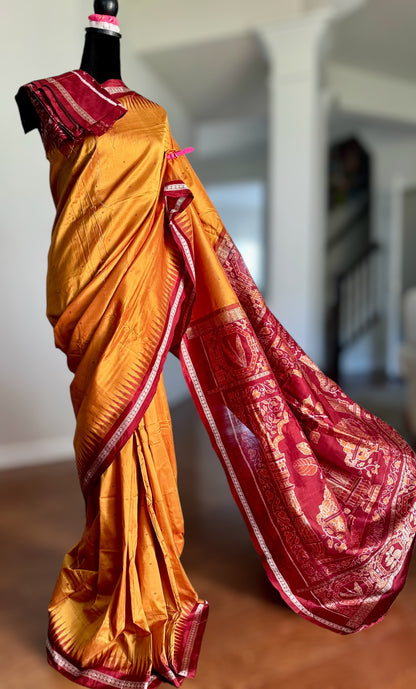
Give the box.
[18,70,416,689]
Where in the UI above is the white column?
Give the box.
[258,11,332,366]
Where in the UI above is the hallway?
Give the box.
[1,389,416,689]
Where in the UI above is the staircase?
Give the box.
[326,243,381,381]
[325,138,381,381]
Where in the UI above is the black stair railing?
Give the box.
[327,244,380,381]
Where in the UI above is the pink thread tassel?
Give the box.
[167,147,195,160]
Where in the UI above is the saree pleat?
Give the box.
[48,378,207,688]
[17,69,416,688]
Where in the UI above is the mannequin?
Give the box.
[16,0,121,132]
[80,0,122,83]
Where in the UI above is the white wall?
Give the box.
[0,4,191,468]
[206,180,266,289]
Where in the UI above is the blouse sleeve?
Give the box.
[16,69,127,152]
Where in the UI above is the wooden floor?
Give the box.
[1,393,416,689]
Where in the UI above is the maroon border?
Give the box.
[81,272,186,494]
[46,600,209,689]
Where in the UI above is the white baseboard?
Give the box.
[0,389,190,472]
[0,436,74,470]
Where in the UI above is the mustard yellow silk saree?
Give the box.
[18,70,416,689]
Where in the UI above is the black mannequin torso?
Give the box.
[16,0,122,132]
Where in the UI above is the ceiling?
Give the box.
[331,0,416,83]
[139,0,416,124]
[142,33,268,121]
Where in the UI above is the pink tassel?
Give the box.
[167,147,194,160]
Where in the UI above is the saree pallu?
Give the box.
[18,71,416,689]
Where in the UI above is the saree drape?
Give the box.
[18,70,416,689]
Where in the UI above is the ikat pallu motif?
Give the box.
[17,69,416,689]
[180,227,416,633]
